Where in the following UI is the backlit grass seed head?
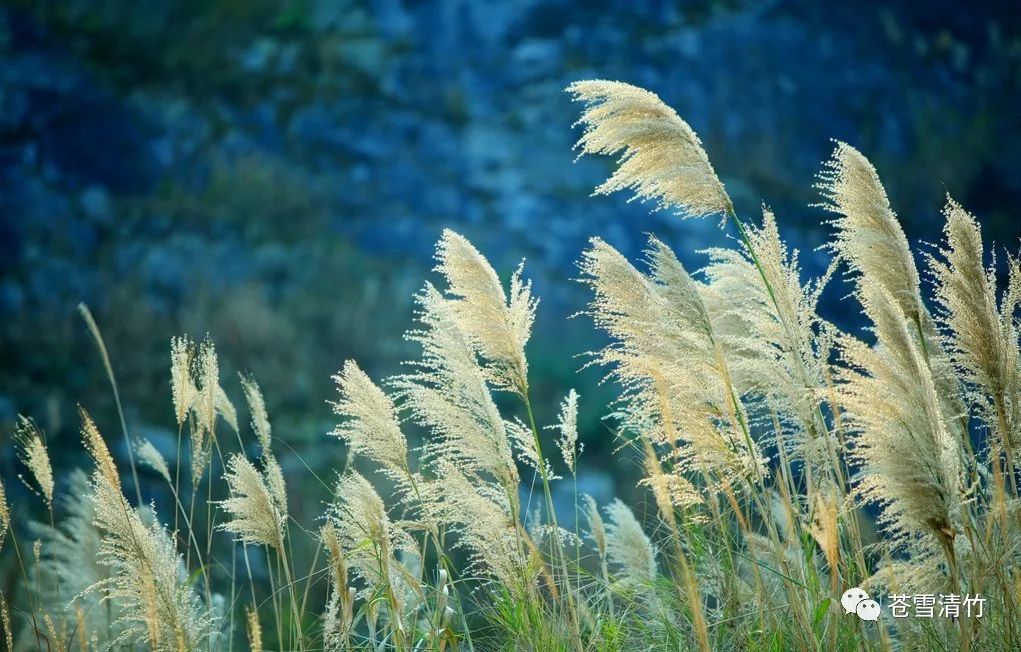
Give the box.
[816,141,923,321]
[395,283,519,490]
[219,454,285,549]
[551,389,580,473]
[433,461,523,591]
[331,360,409,477]
[262,454,288,519]
[136,439,171,484]
[321,522,355,651]
[239,373,272,453]
[640,457,703,513]
[838,285,964,546]
[567,79,732,219]
[329,472,421,615]
[85,415,212,648]
[0,478,8,551]
[15,415,54,507]
[28,470,118,644]
[702,208,835,465]
[582,494,607,559]
[195,338,237,433]
[170,336,198,426]
[0,593,11,652]
[579,237,764,482]
[930,196,1021,454]
[80,408,120,492]
[245,605,262,652]
[604,499,657,585]
[435,229,536,395]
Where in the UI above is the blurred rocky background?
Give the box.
[2,0,1020,523]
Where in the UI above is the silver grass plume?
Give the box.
[239,373,272,453]
[328,472,422,623]
[393,283,519,491]
[583,494,608,561]
[170,336,198,427]
[219,454,286,549]
[579,236,764,484]
[170,337,217,483]
[196,338,237,434]
[237,373,287,512]
[639,448,703,514]
[929,196,1021,457]
[817,141,923,322]
[818,143,969,461]
[567,79,732,218]
[702,208,837,470]
[15,415,54,507]
[331,360,411,481]
[321,522,355,651]
[433,461,525,592]
[837,286,964,549]
[0,478,8,552]
[551,389,581,473]
[81,409,213,649]
[136,439,171,484]
[604,499,657,585]
[435,229,537,395]
[30,470,125,648]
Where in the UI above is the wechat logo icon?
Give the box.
[841,587,880,621]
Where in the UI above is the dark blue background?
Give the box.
[1,0,1019,519]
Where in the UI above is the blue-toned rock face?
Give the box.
[1,0,1019,479]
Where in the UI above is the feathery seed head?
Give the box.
[0,593,11,652]
[329,472,422,615]
[170,336,198,426]
[702,208,835,468]
[136,439,171,484]
[568,79,732,219]
[261,454,288,520]
[580,237,764,483]
[432,461,523,591]
[395,283,519,489]
[552,389,580,473]
[331,360,409,477]
[239,373,272,453]
[88,432,213,647]
[15,415,54,506]
[838,285,964,545]
[640,458,703,514]
[321,522,354,650]
[218,455,285,549]
[930,196,1021,454]
[604,499,657,584]
[435,230,536,395]
[196,339,219,432]
[816,141,922,320]
[0,479,8,551]
[80,408,120,492]
[582,494,607,559]
[245,605,262,652]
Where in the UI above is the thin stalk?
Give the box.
[522,392,584,651]
[79,304,143,507]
